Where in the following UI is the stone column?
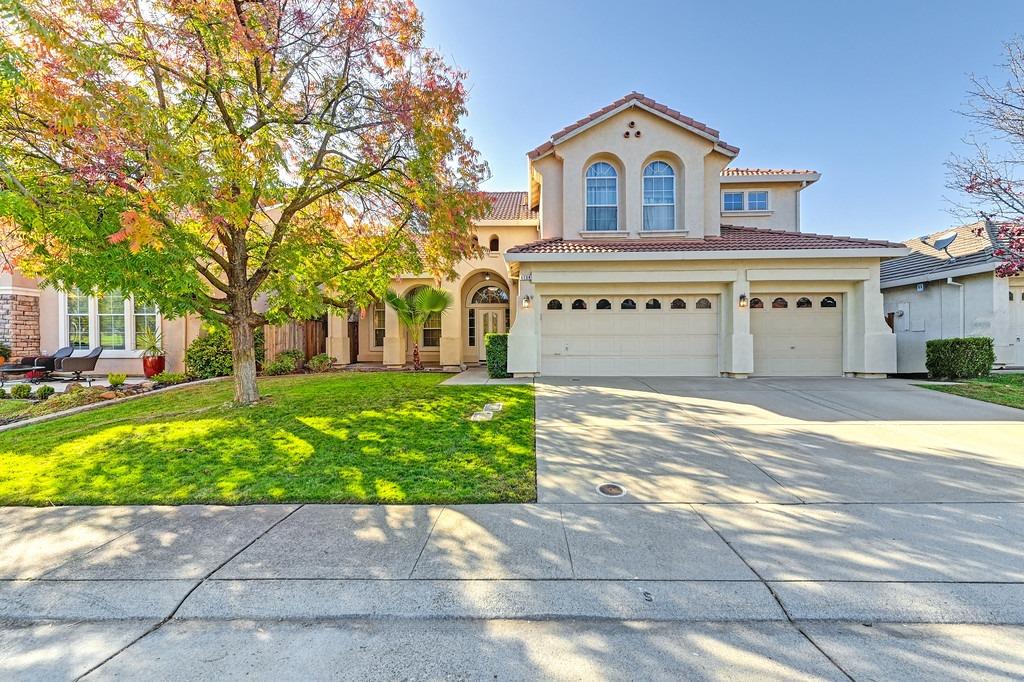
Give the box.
[0,293,41,360]
[326,310,350,365]
[383,303,405,367]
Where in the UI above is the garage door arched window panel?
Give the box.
[772,297,788,309]
[585,162,618,231]
[670,298,686,309]
[620,298,637,310]
[796,297,813,309]
[695,298,712,310]
[820,296,838,308]
[596,298,612,310]
[572,298,587,310]
[645,298,661,310]
[547,299,563,310]
[642,161,675,231]
[749,297,764,309]
[471,285,509,304]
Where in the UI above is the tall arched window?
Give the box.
[642,161,675,231]
[585,162,618,231]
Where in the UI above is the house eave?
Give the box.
[506,246,911,263]
[880,261,999,289]
[720,172,821,185]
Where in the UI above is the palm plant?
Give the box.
[384,286,453,370]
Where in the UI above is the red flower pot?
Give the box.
[142,355,166,378]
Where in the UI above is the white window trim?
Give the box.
[57,291,161,359]
[642,162,676,231]
[371,301,386,349]
[585,162,619,232]
[721,189,772,214]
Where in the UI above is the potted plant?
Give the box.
[384,287,453,370]
[136,330,166,378]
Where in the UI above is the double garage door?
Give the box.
[539,292,843,377]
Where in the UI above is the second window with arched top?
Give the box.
[642,161,675,231]
[585,162,618,231]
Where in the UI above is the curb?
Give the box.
[0,376,231,433]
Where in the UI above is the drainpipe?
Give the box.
[946,277,965,338]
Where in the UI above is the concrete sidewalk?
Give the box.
[3,502,1024,680]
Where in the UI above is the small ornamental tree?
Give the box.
[948,37,1024,275]
[0,0,487,404]
[384,286,452,370]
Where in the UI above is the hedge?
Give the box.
[184,326,265,379]
[484,333,511,379]
[925,337,995,380]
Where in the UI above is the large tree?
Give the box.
[0,0,487,403]
[948,37,1024,275]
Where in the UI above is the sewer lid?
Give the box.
[596,483,626,497]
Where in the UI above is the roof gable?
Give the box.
[527,92,739,160]
[880,220,1004,285]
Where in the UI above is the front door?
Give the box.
[477,310,505,361]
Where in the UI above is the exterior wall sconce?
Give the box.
[522,295,533,309]
[484,272,491,281]
[738,294,748,308]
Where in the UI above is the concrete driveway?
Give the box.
[3,377,1024,680]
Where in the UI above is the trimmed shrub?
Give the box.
[151,371,188,385]
[10,383,31,399]
[34,385,55,400]
[107,372,127,388]
[925,337,995,379]
[263,356,296,375]
[279,349,305,370]
[307,353,334,373]
[184,326,265,379]
[484,333,511,379]
[0,387,7,399]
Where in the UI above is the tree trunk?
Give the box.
[229,318,260,405]
[412,342,422,371]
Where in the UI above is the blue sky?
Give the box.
[417,0,1024,241]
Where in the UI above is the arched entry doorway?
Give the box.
[467,281,510,362]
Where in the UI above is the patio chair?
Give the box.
[21,346,74,374]
[52,346,103,381]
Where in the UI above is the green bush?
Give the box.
[151,371,188,385]
[484,333,511,379]
[279,349,305,370]
[10,383,31,399]
[34,385,55,400]
[0,387,7,399]
[0,342,10,359]
[263,357,296,376]
[184,326,265,379]
[307,353,334,373]
[925,337,995,379]
[107,372,127,387]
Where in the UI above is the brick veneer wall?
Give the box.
[0,294,41,359]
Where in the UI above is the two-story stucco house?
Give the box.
[881,221,1024,373]
[1,93,909,378]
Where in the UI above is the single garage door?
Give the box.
[751,294,843,376]
[540,294,719,376]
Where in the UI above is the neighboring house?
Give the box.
[881,221,1024,372]
[1,92,909,377]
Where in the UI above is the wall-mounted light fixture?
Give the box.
[484,272,491,281]
[522,295,533,309]
[738,294,748,308]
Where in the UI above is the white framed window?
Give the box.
[585,162,618,231]
[59,289,160,357]
[422,311,441,348]
[721,189,771,212]
[643,161,675,230]
[372,301,386,348]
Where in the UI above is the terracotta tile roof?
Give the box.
[721,168,818,176]
[880,220,1004,285]
[481,191,537,221]
[506,225,904,255]
[527,92,739,159]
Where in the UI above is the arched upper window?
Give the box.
[642,161,675,231]
[596,298,612,310]
[796,297,812,309]
[547,299,563,310]
[749,298,764,309]
[471,285,509,304]
[585,162,618,231]
[670,298,686,309]
[772,297,788,309]
[820,296,837,308]
[645,298,661,310]
[621,298,636,310]
[572,298,587,310]
[696,298,712,310]
[488,235,499,252]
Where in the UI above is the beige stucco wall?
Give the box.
[719,181,805,232]
[534,108,726,239]
[883,272,1019,373]
[508,255,896,377]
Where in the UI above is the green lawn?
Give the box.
[921,374,1024,410]
[0,373,535,506]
